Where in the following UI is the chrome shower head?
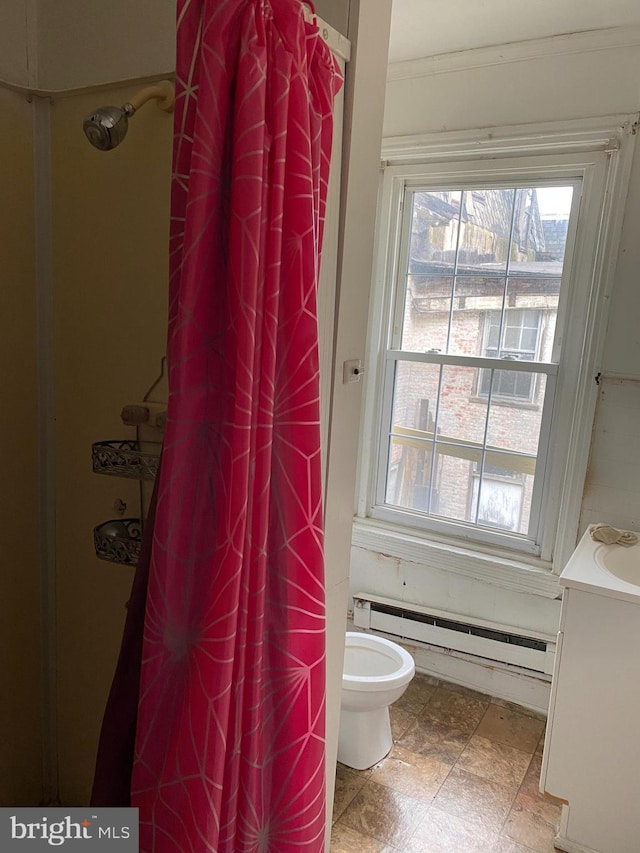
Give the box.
[83,104,135,151]
[83,81,175,152]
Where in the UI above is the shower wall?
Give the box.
[50,84,171,804]
[0,86,42,805]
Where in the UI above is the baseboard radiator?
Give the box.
[352,593,556,675]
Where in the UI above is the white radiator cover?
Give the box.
[352,593,556,675]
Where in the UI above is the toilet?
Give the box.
[338,631,415,770]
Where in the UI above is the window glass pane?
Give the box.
[386,361,440,512]
[486,373,547,455]
[509,186,573,275]
[471,473,535,535]
[432,451,477,523]
[385,439,434,511]
[401,275,453,352]
[503,277,561,362]
[409,191,462,277]
[390,362,441,430]
[437,365,488,445]
[447,277,506,356]
[480,308,549,371]
[457,188,515,275]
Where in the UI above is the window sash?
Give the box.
[377,177,571,553]
[375,351,557,552]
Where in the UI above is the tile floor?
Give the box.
[331,674,561,852]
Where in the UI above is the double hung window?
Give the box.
[361,127,632,565]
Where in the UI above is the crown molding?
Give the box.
[381,114,639,163]
[388,25,640,82]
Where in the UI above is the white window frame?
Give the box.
[356,117,636,583]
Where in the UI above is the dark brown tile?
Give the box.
[405,804,498,852]
[389,705,416,742]
[398,715,471,764]
[492,839,540,852]
[422,685,489,733]
[457,735,532,788]
[333,763,369,823]
[491,697,547,722]
[514,755,562,828]
[337,780,430,849]
[502,803,559,853]
[392,671,438,715]
[329,822,392,852]
[433,766,518,833]
[476,704,545,754]
[369,744,450,800]
[336,760,373,780]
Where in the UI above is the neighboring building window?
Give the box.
[478,309,543,401]
[372,179,576,551]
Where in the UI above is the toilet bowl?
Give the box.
[338,632,415,770]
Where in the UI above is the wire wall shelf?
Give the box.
[92,440,160,481]
[92,358,167,567]
[93,518,142,566]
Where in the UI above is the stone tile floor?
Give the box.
[331,674,561,852]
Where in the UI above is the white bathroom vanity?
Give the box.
[540,529,640,853]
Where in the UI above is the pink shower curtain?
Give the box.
[94,1,342,852]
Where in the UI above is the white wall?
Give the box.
[352,29,640,646]
[36,0,175,90]
[384,36,640,136]
[581,137,640,533]
[322,0,392,835]
[315,0,350,35]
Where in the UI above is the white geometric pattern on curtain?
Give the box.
[124,2,343,851]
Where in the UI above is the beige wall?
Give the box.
[315,0,350,34]
[36,0,175,91]
[0,1,174,91]
[0,2,36,88]
[0,87,42,805]
[51,84,172,804]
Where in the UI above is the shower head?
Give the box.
[83,80,175,151]
[83,104,134,151]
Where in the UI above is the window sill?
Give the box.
[351,517,562,599]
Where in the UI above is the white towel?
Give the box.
[589,523,638,546]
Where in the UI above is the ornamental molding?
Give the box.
[387,25,640,82]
